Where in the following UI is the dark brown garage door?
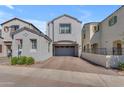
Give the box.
[55,46,75,56]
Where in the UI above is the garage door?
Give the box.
[55,46,75,56]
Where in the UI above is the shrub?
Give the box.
[26,57,35,65]
[11,57,18,65]
[11,56,35,65]
[118,62,124,70]
[19,56,27,65]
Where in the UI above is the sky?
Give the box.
[0,5,121,33]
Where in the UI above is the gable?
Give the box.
[13,27,52,42]
[1,18,31,26]
[48,14,81,24]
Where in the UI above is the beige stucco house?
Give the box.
[47,14,82,57]
[0,18,52,61]
[82,6,124,68]
[82,22,100,52]
[82,6,124,55]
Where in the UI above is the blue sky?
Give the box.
[0,5,121,33]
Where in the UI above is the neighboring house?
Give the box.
[99,6,124,55]
[82,6,124,55]
[82,22,100,52]
[12,27,52,61]
[47,14,82,56]
[0,18,52,61]
[81,6,124,68]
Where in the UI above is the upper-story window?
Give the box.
[108,16,117,26]
[93,26,97,32]
[97,25,100,31]
[93,25,100,33]
[10,25,19,31]
[59,24,71,34]
[30,39,37,49]
[83,33,86,39]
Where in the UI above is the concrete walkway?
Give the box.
[0,65,124,87]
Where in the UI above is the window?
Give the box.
[19,39,23,49]
[48,42,50,52]
[0,45,2,53]
[83,34,86,39]
[108,16,117,26]
[30,39,37,49]
[10,25,19,31]
[16,39,23,49]
[59,24,71,34]
[0,29,1,37]
[93,26,97,31]
[97,25,100,31]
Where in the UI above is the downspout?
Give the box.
[52,21,54,41]
[52,21,55,56]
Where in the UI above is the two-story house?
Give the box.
[81,6,124,68]
[82,6,124,55]
[82,22,100,52]
[0,18,52,61]
[47,14,82,57]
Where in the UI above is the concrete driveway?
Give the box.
[30,57,118,75]
[0,65,124,87]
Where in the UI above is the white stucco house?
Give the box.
[47,14,82,57]
[0,18,52,61]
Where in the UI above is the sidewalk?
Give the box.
[0,65,124,87]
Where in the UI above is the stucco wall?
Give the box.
[101,6,124,51]
[1,19,38,41]
[81,52,108,68]
[81,52,124,68]
[12,30,52,62]
[107,55,124,68]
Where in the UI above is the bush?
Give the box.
[11,56,35,65]
[17,56,27,65]
[11,57,18,65]
[118,62,124,70]
[26,57,35,65]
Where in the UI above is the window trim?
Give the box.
[30,39,37,49]
[0,45,2,53]
[10,25,19,31]
[48,42,50,52]
[59,23,71,34]
[108,16,117,26]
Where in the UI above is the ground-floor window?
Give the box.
[48,42,50,52]
[0,45,2,53]
[113,40,122,55]
[91,43,98,53]
[30,39,37,49]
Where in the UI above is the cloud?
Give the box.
[5,5,14,10]
[0,11,13,29]
[0,11,13,23]
[26,19,47,34]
